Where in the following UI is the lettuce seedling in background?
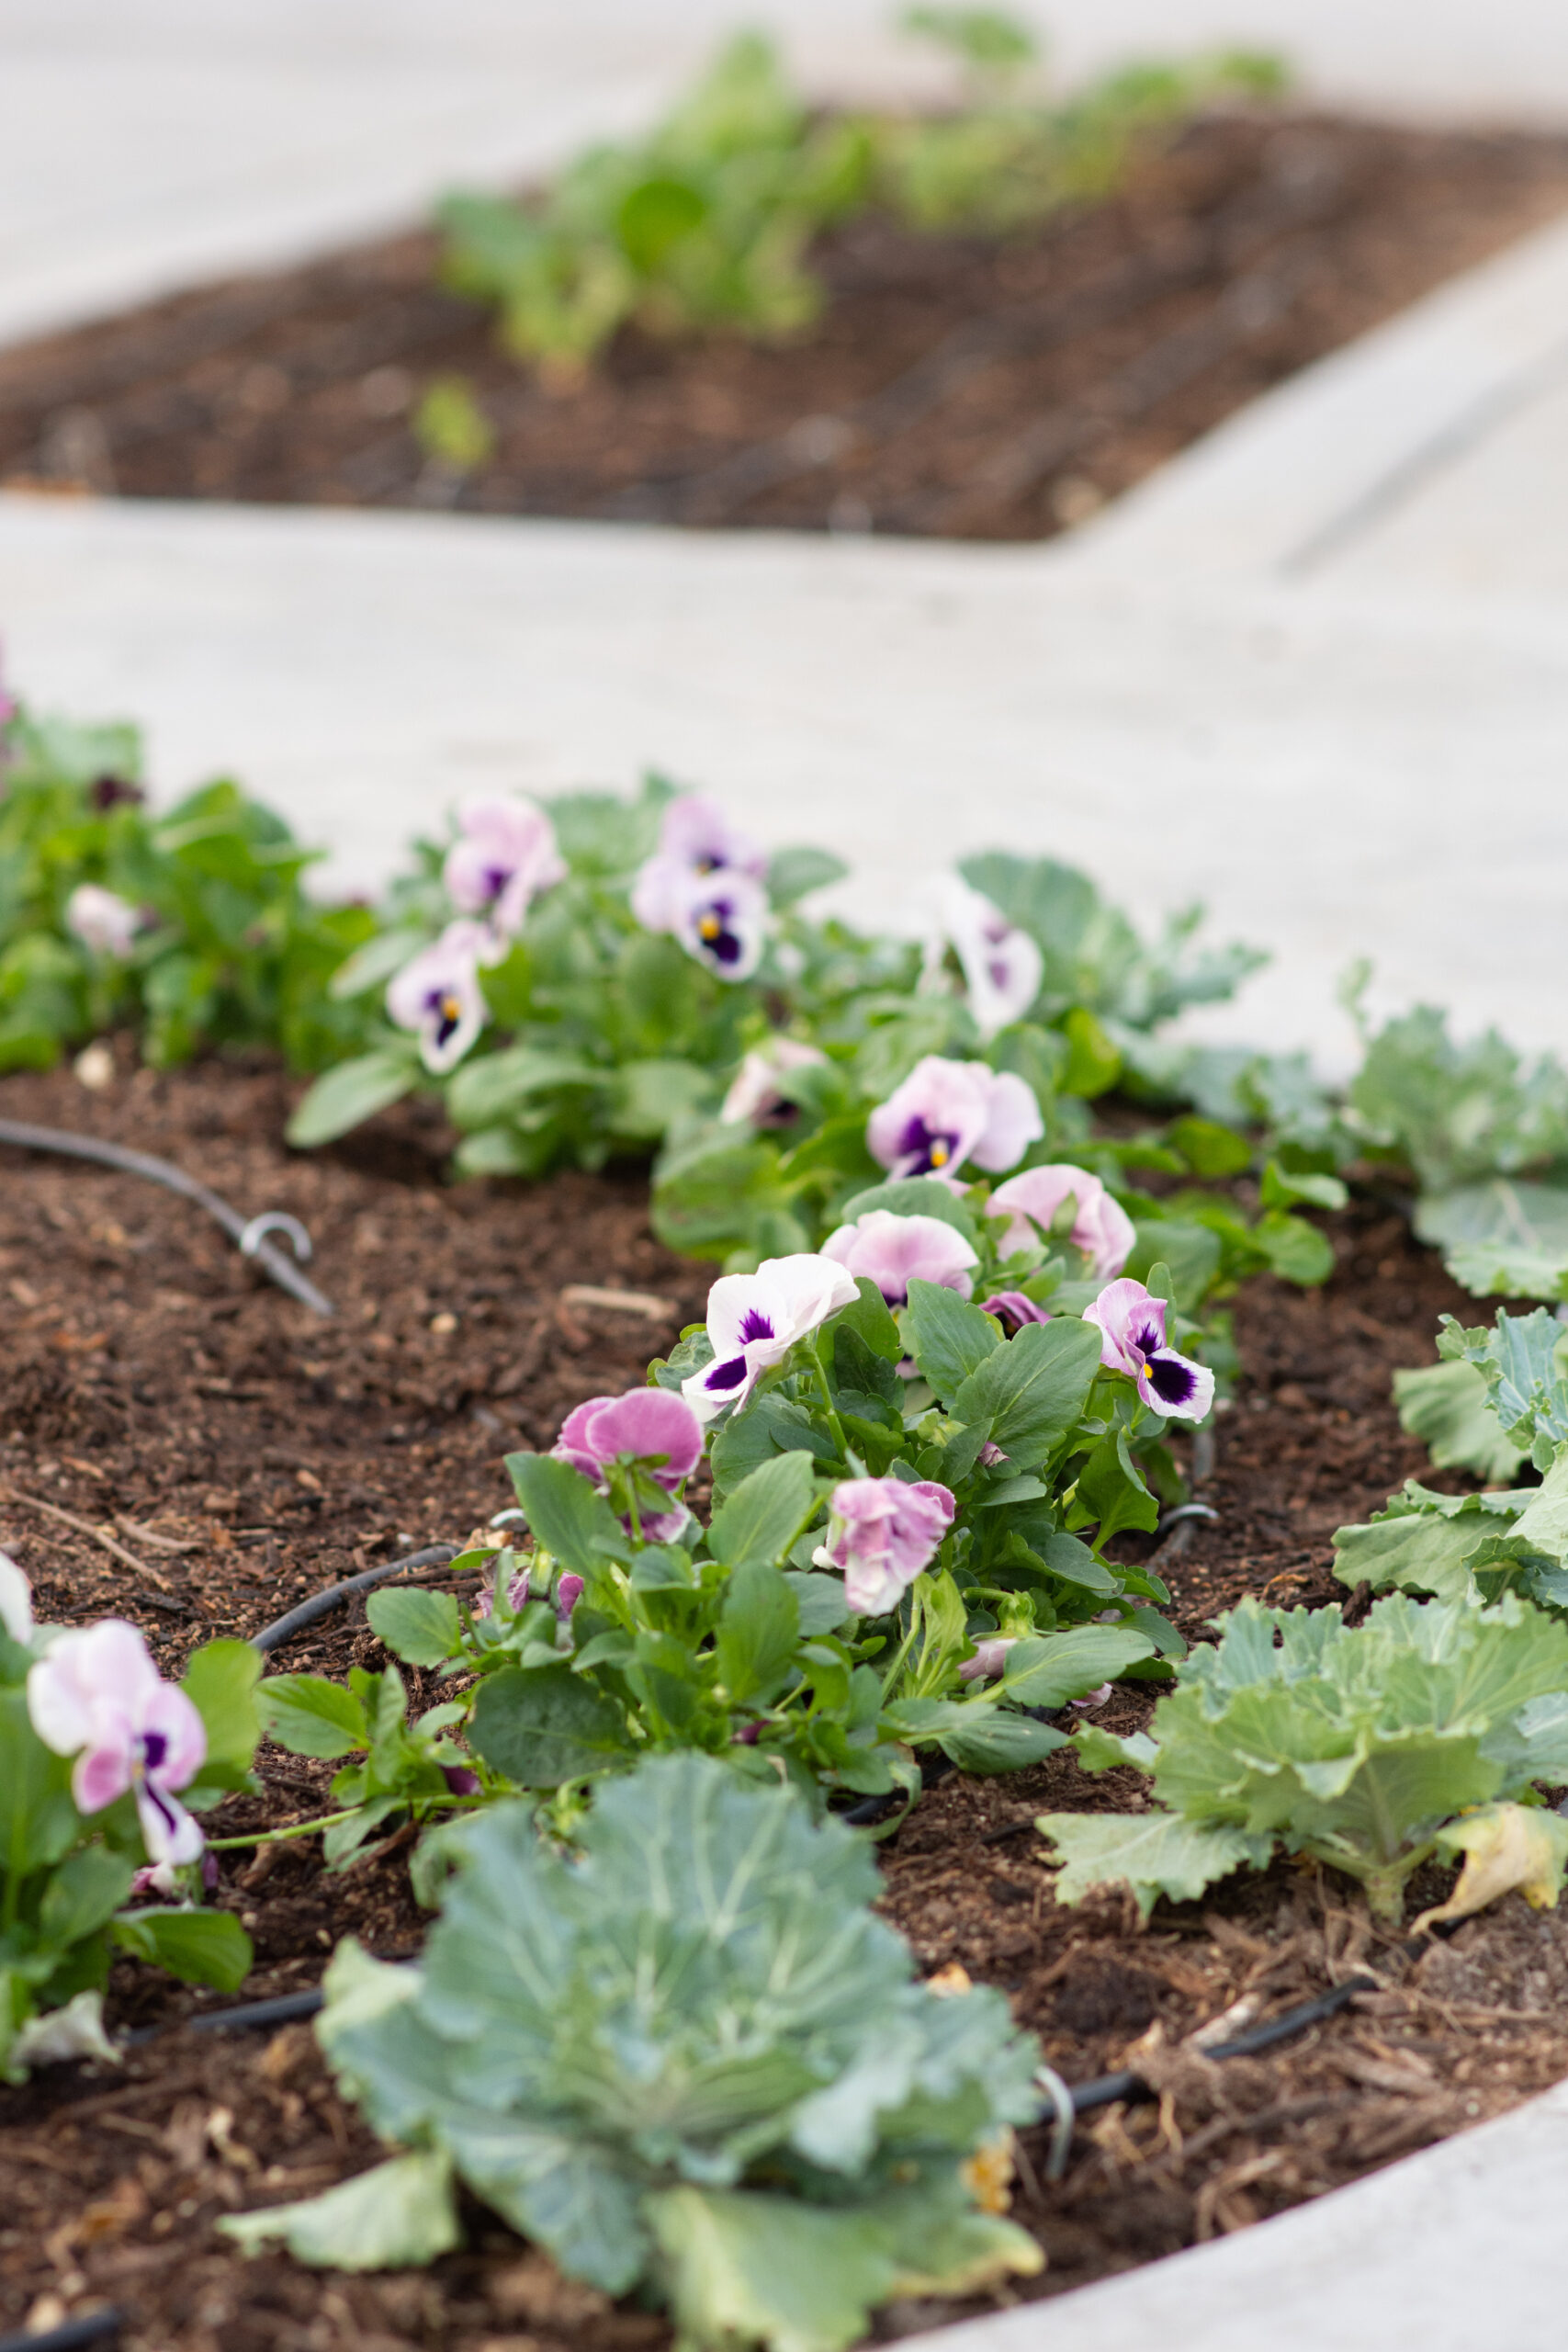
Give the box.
[222,1756,1044,2352]
[1038,1591,1568,1923]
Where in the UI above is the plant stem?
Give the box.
[205,1808,361,1851]
[808,1338,851,1462]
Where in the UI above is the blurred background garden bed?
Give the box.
[1,114,1566,541]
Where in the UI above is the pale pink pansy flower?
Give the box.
[935,877,1043,1040]
[28,1620,207,1864]
[683,1253,859,1422]
[386,919,490,1073]
[65,883,141,960]
[821,1209,978,1306]
[1084,1277,1214,1423]
[670,868,768,982]
[720,1035,828,1126]
[813,1476,956,1615]
[866,1056,1043,1186]
[442,795,566,955]
[552,1386,705,1541]
[958,1634,1018,1683]
[980,1290,1052,1338]
[989,1163,1134,1279]
[0,1550,34,1646]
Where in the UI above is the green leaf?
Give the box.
[504,1453,626,1574]
[783,1573,854,1635]
[766,845,849,907]
[1260,1159,1348,1213]
[1253,1208,1335,1287]
[180,1640,261,1786]
[255,1673,368,1759]
[838,1178,979,1246]
[1122,1219,1222,1315]
[999,1623,1156,1707]
[1393,1359,1527,1484]
[902,1279,999,1402]
[221,2148,461,2268]
[468,1664,632,1786]
[1168,1115,1252,1178]
[367,1589,463,1669]
[1332,1486,1529,1605]
[39,1847,135,1950]
[0,1688,78,1877]
[447,1045,606,1130]
[1037,1810,1269,1919]
[832,1277,903,1366]
[1060,1006,1121,1099]
[110,1906,253,1990]
[1072,1428,1159,1548]
[327,927,432,1002]
[286,1047,419,1148]
[715,1564,801,1705]
[648,2184,900,2352]
[1416,1180,1568,1301]
[707,1451,817,1571]
[951,1317,1100,1468]
[931,1710,1066,1773]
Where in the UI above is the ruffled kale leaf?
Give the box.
[224,1757,1043,2350]
[1040,1593,1568,1922]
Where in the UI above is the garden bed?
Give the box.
[4,1053,1568,2350]
[1,116,1567,539]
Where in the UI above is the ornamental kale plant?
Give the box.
[0,688,375,1073]
[1038,1591,1568,1922]
[436,19,1280,378]
[1338,1308,1568,1613]
[223,1756,1045,2352]
[0,1553,256,2079]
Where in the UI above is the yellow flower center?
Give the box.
[929,1140,949,1168]
[698,913,722,942]
[438,993,462,1023]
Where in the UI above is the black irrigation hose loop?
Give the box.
[0,1117,333,1317]
[0,2312,122,2352]
[250,1545,459,1654]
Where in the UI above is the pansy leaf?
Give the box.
[367,1589,464,1669]
[1072,1429,1160,1549]
[831,1278,904,1368]
[179,1639,261,1788]
[110,1907,253,1991]
[952,1317,1100,1467]
[255,1673,368,1758]
[999,1623,1156,1706]
[504,1453,626,1575]
[902,1280,999,1402]
[468,1663,633,1787]
[708,1451,818,1571]
[715,1563,802,1705]
[839,1178,980,1245]
[285,1047,421,1148]
[766,845,850,907]
[710,1396,837,1498]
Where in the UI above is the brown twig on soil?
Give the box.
[116,1519,202,1555]
[0,1484,172,1590]
[558,1284,675,1318]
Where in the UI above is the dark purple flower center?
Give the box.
[1132,1318,1165,1357]
[694,895,746,967]
[705,1355,749,1393]
[738,1308,774,1344]
[481,860,512,898]
[140,1729,168,1771]
[425,985,467,1045]
[896,1116,960,1174]
[91,774,144,809]
[1146,1352,1198,1408]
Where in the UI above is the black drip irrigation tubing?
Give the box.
[0,2313,124,2352]
[0,1116,334,1317]
[250,1544,460,1655]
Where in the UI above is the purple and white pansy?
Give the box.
[866,1056,1043,1185]
[934,878,1043,1039]
[989,1162,1134,1280]
[813,1475,956,1616]
[720,1035,827,1126]
[682,1252,859,1421]
[631,792,771,981]
[1085,1276,1214,1423]
[28,1618,208,1864]
[553,1386,705,1540]
[442,794,566,954]
[65,883,142,960]
[671,869,768,981]
[386,920,490,1073]
[821,1208,978,1306]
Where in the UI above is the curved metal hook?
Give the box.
[1033,2062,1077,2181]
[238,1210,315,1264]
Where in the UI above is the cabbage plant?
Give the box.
[1038,1592,1568,1922]
[223,1757,1044,2352]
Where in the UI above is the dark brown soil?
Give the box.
[3,115,1567,540]
[2,1052,1563,2351]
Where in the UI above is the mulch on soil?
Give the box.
[3,115,1568,541]
[2,1049,1565,2352]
